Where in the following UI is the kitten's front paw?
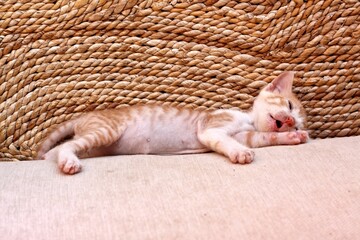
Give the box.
[229,149,254,164]
[58,154,82,175]
[296,130,309,143]
[285,130,309,145]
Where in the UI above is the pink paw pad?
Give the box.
[229,149,255,164]
[285,130,309,145]
[296,130,309,143]
[58,155,82,175]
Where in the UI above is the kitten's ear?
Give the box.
[265,71,294,94]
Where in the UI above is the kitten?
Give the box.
[38,71,308,174]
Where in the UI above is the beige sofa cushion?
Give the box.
[1,136,359,239]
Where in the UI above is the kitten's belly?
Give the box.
[112,133,207,155]
[81,107,209,157]
[109,124,208,155]
[82,133,207,158]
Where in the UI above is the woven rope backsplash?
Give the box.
[0,0,359,160]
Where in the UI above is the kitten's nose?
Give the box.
[285,116,295,127]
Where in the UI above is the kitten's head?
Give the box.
[251,72,307,132]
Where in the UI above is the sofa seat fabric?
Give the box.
[0,136,359,239]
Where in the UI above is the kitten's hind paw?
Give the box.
[58,154,82,175]
[229,149,254,164]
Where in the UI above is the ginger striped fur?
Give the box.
[38,72,308,175]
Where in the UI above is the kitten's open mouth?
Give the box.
[270,114,283,129]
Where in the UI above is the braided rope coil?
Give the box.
[0,0,359,160]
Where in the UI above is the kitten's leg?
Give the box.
[198,129,254,164]
[234,130,309,148]
[57,126,125,174]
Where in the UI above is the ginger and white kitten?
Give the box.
[38,72,308,175]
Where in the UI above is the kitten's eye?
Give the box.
[288,100,293,111]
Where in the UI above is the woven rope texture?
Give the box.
[0,0,359,160]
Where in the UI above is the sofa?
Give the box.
[0,0,359,239]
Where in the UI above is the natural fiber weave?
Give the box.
[0,0,359,160]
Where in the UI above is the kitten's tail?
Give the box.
[37,120,76,159]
